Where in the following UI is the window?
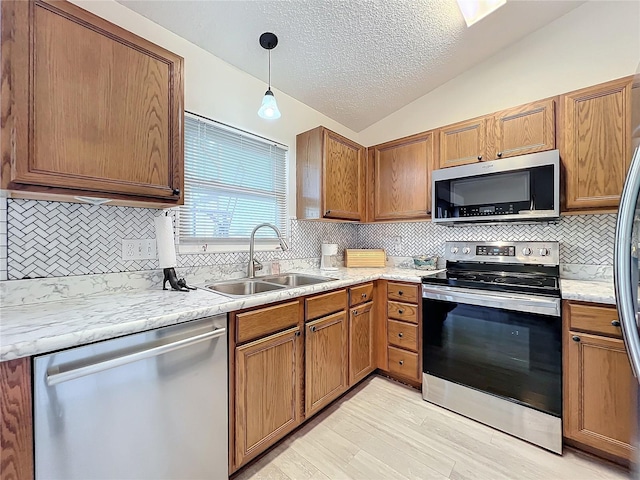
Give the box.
[178,113,288,250]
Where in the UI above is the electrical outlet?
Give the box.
[387,236,402,256]
[122,239,156,260]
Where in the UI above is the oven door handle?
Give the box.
[422,286,561,317]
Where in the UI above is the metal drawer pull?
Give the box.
[353,310,358,315]
[398,291,404,296]
[310,326,317,332]
[47,327,226,386]
[572,335,581,342]
[612,320,621,327]
[398,333,404,338]
[398,309,404,314]
[399,360,404,366]
[295,331,301,337]
[361,293,367,298]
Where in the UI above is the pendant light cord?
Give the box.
[268,49,271,89]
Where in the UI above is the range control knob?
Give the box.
[539,248,550,256]
[522,247,532,256]
[450,247,459,254]
[462,247,471,254]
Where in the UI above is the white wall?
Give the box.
[71,0,362,218]
[359,1,640,146]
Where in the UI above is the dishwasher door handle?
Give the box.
[46,327,226,386]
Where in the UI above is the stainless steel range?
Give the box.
[421,241,562,453]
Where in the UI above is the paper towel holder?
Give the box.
[155,212,196,292]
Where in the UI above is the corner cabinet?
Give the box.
[563,301,636,463]
[1,0,184,206]
[370,131,434,221]
[437,98,555,168]
[560,77,632,210]
[296,127,365,221]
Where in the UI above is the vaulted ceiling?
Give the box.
[118,0,585,132]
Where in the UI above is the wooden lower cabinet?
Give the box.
[234,326,303,469]
[305,311,348,417]
[563,301,636,463]
[0,357,34,480]
[348,302,374,385]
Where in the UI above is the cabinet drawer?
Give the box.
[567,302,622,338]
[387,320,418,352]
[305,289,347,321]
[236,301,300,343]
[349,283,374,307]
[387,301,418,324]
[387,283,418,303]
[387,346,419,381]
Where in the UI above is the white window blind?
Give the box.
[179,113,288,244]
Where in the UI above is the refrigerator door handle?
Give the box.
[46,327,227,386]
[614,146,640,380]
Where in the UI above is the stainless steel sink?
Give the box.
[259,273,336,287]
[201,273,337,297]
[203,280,285,297]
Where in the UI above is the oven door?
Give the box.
[422,286,562,417]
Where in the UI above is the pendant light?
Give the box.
[258,32,281,120]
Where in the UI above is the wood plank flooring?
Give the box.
[233,375,630,480]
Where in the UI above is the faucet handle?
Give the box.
[253,258,263,272]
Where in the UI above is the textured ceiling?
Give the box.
[117,0,584,132]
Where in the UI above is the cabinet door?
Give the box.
[349,302,374,385]
[564,331,635,461]
[373,132,434,220]
[2,0,184,202]
[561,78,631,210]
[235,327,302,468]
[305,312,348,417]
[438,117,486,168]
[323,130,365,220]
[488,99,555,160]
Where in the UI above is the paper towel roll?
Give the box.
[154,215,177,268]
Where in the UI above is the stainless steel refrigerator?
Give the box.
[614,145,640,476]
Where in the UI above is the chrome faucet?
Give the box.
[248,223,289,278]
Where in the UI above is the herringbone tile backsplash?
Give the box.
[2,198,615,280]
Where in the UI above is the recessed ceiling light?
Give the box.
[457,0,507,27]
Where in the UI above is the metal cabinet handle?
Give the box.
[477,155,483,161]
[399,360,404,366]
[426,210,432,215]
[398,309,404,314]
[361,293,367,298]
[325,210,331,215]
[497,152,503,158]
[398,291,404,296]
[172,188,181,196]
[310,326,316,332]
[572,335,581,342]
[398,333,404,338]
[295,331,301,337]
[353,310,358,315]
[612,320,621,327]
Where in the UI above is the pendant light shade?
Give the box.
[258,32,281,120]
[258,89,281,119]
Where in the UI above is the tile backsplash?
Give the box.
[0,198,616,280]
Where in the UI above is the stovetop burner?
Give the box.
[421,241,560,297]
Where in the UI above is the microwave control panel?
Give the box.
[458,204,515,217]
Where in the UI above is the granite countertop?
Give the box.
[560,278,616,305]
[0,266,438,362]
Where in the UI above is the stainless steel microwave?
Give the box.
[432,150,560,224]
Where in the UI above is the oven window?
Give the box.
[423,299,561,416]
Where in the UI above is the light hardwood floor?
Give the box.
[233,375,631,480]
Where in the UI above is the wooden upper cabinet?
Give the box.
[297,126,365,221]
[564,331,635,461]
[438,99,556,169]
[487,98,556,160]
[560,77,632,210]
[1,0,184,205]
[438,117,486,168]
[371,131,434,221]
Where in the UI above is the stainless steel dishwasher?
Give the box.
[33,315,228,480]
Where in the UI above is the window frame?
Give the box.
[176,112,290,254]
